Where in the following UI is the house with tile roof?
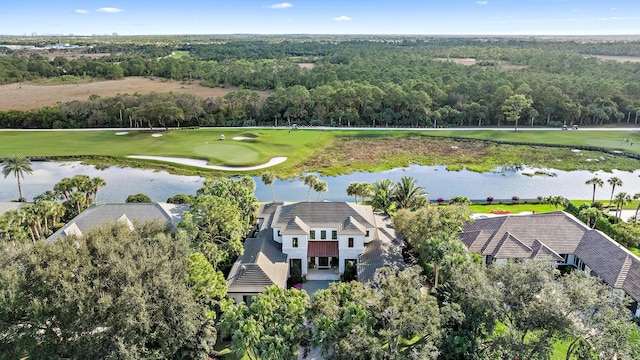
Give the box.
[459,211,640,317]
[46,202,188,244]
[226,202,406,303]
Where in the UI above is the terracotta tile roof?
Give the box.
[308,241,339,257]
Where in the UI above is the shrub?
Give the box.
[437,197,445,203]
[126,193,152,203]
[486,196,494,204]
[511,195,520,203]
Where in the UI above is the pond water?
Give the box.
[1,161,639,203]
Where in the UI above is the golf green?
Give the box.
[192,142,261,165]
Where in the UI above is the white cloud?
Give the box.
[74,9,89,14]
[476,1,489,4]
[268,2,293,9]
[332,15,352,22]
[96,7,123,13]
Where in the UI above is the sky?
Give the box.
[1,0,639,36]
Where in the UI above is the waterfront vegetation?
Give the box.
[2,128,640,178]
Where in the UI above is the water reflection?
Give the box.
[1,162,639,203]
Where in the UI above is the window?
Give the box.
[277,230,281,236]
[331,230,337,239]
[321,230,327,239]
[292,237,299,248]
[310,230,316,239]
[365,230,370,237]
[348,237,354,248]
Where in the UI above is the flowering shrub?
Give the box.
[490,209,511,215]
[437,197,445,203]
[486,196,494,204]
[511,195,520,203]
[293,283,303,290]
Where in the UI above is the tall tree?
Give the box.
[393,176,428,210]
[614,191,631,222]
[261,171,276,203]
[308,267,442,359]
[90,176,107,204]
[313,180,328,201]
[221,286,309,360]
[2,155,33,202]
[501,94,533,132]
[608,176,623,204]
[301,174,318,202]
[369,179,396,215]
[0,221,217,359]
[585,176,603,204]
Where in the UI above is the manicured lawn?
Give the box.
[170,51,190,58]
[0,128,334,175]
[469,202,566,214]
[2,128,640,177]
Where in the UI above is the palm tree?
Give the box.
[370,179,396,215]
[608,177,623,205]
[261,172,276,202]
[300,174,318,202]
[346,182,361,204]
[313,180,328,201]
[355,182,372,204]
[71,175,93,207]
[54,177,74,200]
[585,177,603,204]
[544,195,567,211]
[393,176,428,210]
[90,177,107,204]
[614,192,631,223]
[633,193,640,224]
[2,155,33,202]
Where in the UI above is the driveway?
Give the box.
[301,280,335,297]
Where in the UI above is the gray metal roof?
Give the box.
[46,203,187,243]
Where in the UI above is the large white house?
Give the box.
[270,202,378,277]
[226,201,406,303]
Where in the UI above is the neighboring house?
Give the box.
[459,211,640,317]
[46,203,188,244]
[226,202,406,303]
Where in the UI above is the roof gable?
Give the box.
[339,216,366,235]
[271,202,376,230]
[530,239,564,262]
[491,232,532,258]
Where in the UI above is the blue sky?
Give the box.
[1,1,639,36]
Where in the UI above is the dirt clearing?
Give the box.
[0,77,269,111]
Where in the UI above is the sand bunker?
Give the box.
[151,133,163,137]
[127,155,287,171]
[233,136,254,140]
[115,132,129,135]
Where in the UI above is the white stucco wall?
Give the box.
[282,234,309,274]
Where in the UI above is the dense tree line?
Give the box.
[2,38,640,129]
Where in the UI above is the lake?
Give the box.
[1,161,639,203]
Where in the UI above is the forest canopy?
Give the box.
[1,36,640,129]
